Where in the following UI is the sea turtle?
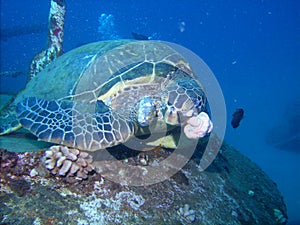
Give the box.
[1,40,213,151]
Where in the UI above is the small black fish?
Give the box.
[231,108,244,128]
[131,32,149,40]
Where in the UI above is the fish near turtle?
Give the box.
[1,40,213,151]
[231,108,244,128]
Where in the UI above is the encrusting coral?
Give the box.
[177,203,196,223]
[44,145,94,180]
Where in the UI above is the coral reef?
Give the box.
[274,208,288,224]
[0,141,288,225]
[44,145,95,180]
[29,0,66,79]
[177,204,196,223]
[9,178,31,197]
[0,149,18,168]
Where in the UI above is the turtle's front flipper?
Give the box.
[16,97,134,151]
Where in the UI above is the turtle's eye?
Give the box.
[194,99,201,108]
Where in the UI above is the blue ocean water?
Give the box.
[0,0,299,223]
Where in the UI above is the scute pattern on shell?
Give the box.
[44,145,94,180]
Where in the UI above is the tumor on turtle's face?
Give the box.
[137,96,156,127]
[184,112,213,139]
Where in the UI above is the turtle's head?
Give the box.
[163,98,195,125]
[162,76,208,126]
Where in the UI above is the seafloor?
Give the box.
[0,130,287,225]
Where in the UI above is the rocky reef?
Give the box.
[0,138,287,225]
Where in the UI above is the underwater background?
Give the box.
[0,0,299,224]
